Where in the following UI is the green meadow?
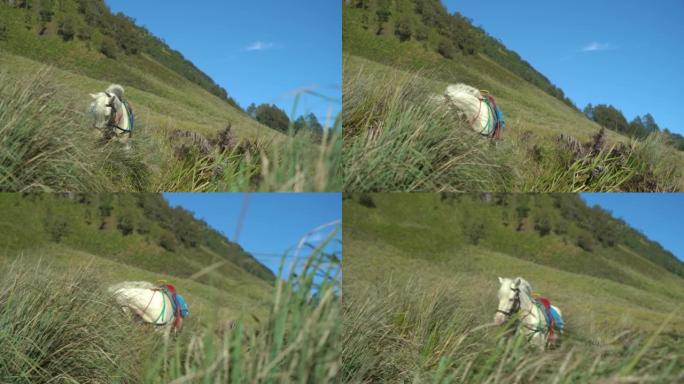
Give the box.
[342,193,684,383]
[342,2,684,192]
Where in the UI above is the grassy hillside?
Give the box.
[0,193,341,382]
[0,0,341,192]
[342,1,684,192]
[342,193,684,382]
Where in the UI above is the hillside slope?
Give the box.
[0,193,275,288]
[0,0,340,192]
[344,193,684,303]
[342,0,684,192]
[342,193,684,382]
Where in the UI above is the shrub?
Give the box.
[116,210,135,236]
[394,17,412,42]
[58,14,77,41]
[159,231,178,252]
[44,210,69,242]
[358,193,376,208]
[577,232,595,252]
[100,36,118,58]
[437,38,455,59]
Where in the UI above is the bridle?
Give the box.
[496,287,521,318]
[101,92,131,136]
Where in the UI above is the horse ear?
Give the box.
[90,93,98,100]
[513,277,522,287]
[498,277,503,284]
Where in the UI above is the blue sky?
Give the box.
[162,193,341,277]
[445,0,683,135]
[107,1,341,125]
[580,193,684,262]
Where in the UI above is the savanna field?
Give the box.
[342,193,684,383]
[0,1,341,192]
[342,1,684,192]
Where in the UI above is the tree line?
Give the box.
[245,103,326,143]
[583,104,684,151]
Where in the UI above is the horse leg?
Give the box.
[121,135,131,151]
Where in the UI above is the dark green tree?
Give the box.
[437,38,455,59]
[246,103,257,118]
[254,104,290,133]
[100,36,118,58]
[394,16,412,42]
[159,231,178,252]
[57,13,78,41]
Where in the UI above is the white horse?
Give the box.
[108,281,183,331]
[435,83,504,138]
[494,277,563,349]
[88,84,133,150]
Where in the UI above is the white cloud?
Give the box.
[582,42,616,52]
[246,41,275,51]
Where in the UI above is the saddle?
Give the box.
[480,92,505,140]
[105,92,135,136]
[535,297,564,332]
[159,284,190,329]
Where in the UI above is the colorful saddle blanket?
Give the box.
[537,297,564,331]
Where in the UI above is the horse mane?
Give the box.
[445,83,482,99]
[514,276,533,297]
[106,84,125,100]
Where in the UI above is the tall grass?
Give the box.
[526,130,683,192]
[0,69,100,191]
[0,69,151,191]
[158,125,342,192]
[144,232,341,383]
[0,231,340,383]
[343,58,515,192]
[0,259,148,383]
[342,278,683,383]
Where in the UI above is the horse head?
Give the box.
[88,84,125,130]
[494,276,532,325]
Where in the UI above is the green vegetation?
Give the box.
[345,0,574,107]
[1,0,235,105]
[0,193,274,284]
[0,1,341,192]
[246,102,327,143]
[342,193,684,382]
[583,103,684,150]
[0,193,341,382]
[343,1,684,191]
